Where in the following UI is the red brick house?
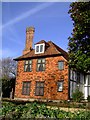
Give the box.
[14,27,90,101]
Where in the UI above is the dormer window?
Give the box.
[35,43,45,54]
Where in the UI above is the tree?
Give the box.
[1,57,17,79]
[68,2,90,72]
[0,57,17,98]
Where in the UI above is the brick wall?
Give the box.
[15,56,69,101]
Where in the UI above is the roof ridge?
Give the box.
[35,40,47,44]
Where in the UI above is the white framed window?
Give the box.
[57,81,63,92]
[37,58,45,71]
[24,60,32,72]
[58,61,64,70]
[35,43,45,54]
[22,81,31,95]
[35,81,44,96]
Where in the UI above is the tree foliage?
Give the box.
[68,2,90,72]
[0,57,17,98]
[1,57,17,79]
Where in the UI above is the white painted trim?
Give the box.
[84,75,90,99]
[35,43,45,54]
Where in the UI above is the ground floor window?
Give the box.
[57,81,63,92]
[35,81,44,96]
[22,81,31,95]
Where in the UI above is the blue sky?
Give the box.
[2,2,73,59]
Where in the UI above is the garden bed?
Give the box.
[1,100,90,119]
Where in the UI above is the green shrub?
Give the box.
[87,96,90,102]
[2,101,90,119]
[72,89,83,102]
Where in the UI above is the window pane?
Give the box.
[77,73,80,83]
[70,81,73,98]
[37,59,45,71]
[58,61,64,70]
[70,70,72,80]
[24,60,32,72]
[43,64,45,70]
[57,81,63,92]
[40,82,44,87]
[35,82,44,96]
[27,82,30,87]
[29,60,32,64]
[40,45,43,52]
[88,87,90,96]
[26,88,30,95]
[35,88,39,95]
[37,64,40,71]
[25,60,28,64]
[36,82,40,87]
[88,75,90,85]
[42,59,45,63]
[29,65,32,71]
[40,88,44,95]
[38,59,41,63]
[24,65,27,71]
[23,88,27,94]
[23,82,26,87]
[22,82,30,95]
[26,65,30,71]
[39,64,43,71]
[36,46,39,52]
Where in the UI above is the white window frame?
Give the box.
[57,81,63,92]
[35,43,45,54]
[58,61,64,70]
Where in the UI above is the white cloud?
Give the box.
[2,2,55,29]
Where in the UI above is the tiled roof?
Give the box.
[14,40,68,61]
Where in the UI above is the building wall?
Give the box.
[15,56,69,101]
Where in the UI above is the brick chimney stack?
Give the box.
[23,26,35,55]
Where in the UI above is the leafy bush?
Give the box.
[87,96,90,102]
[72,89,84,102]
[1,101,90,119]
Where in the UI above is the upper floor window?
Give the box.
[35,43,45,54]
[57,81,63,92]
[58,61,64,70]
[37,58,45,71]
[24,60,32,72]
[22,81,31,95]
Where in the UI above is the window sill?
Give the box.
[57,91,63,92]
[22,94,30,96]
[58,69,64,71]
[35,95,44,96]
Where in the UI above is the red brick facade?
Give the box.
[15,56,69,101]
